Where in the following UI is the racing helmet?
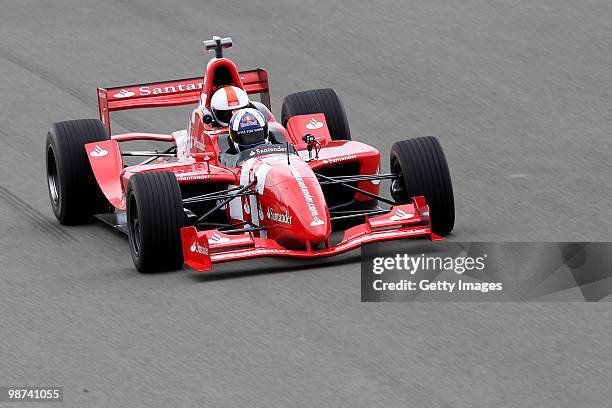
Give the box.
[229,108,269,150]
[210,86,250,126]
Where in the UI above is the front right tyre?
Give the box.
[127,171,184,273]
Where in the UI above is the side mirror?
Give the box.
[302,134,320,160]
[201,108,214,125]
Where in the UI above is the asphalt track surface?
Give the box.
[1,1,611,407]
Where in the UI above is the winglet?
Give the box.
[181,226,212,271]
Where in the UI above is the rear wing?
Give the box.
[97,68,270,134]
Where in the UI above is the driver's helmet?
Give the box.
[229,108,268,151]
[210,86,250,126]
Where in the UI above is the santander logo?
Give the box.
[190,241,208,255]
[267,207,293,225]
[390,208,414,221]
[113,89,136,98]
[90,145,108,157]
[208,232,230,244]
[322,155,357,164]
[249,146,286,156]
[310,216,325,226]
[111,81,204,99]
[305,117,323,130]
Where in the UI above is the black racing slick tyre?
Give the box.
[281,88,351,141]
[45,119,110,225]
[390,136,455,235]
[127,172,184,273]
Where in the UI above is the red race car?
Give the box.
[45,36,455,273]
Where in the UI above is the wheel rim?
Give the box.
[47,145,60,208]
[128,194,141,256]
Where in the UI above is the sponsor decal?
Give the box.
[209,232,231,244]
[113,89,136,98]
[322,154,357,164]
[138,82,203,96]
[289,165,325,227]
[258,203,265,220]
[176,174,212,181]
[306,117,324,130]
[267,207,293,224]
[190,241,209,255]
[112,82,204,99]
[390,208,414,221]
[239,114,259,129]
[249,145,287,156]
[372,166,381,185]
[90,145,108,157]
[244,202,251,214]
[310,217,325,226]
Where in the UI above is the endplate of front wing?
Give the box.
[181,196,442,271]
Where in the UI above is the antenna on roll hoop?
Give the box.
[203,36,233,58]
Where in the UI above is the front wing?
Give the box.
[180,197,442,271]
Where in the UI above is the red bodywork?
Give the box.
[87,57,438,271]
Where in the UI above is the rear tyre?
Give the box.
[127,171,184,273]
[281,88,351,141]
[390,136,455,235]
[45,119,110,224]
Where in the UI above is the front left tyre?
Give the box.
[390,136,455,235]
[127,171,184,273]
[45,119,110,224]
[281,88,352,141]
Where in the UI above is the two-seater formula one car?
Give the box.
[45,36,455,272]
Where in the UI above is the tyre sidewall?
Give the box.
[127,181,145,271]
[46,131,67,222]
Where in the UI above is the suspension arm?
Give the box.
[196,179,257,223]
[182,184,246,205]
[317,173,398,185]
[315,173,396,206]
